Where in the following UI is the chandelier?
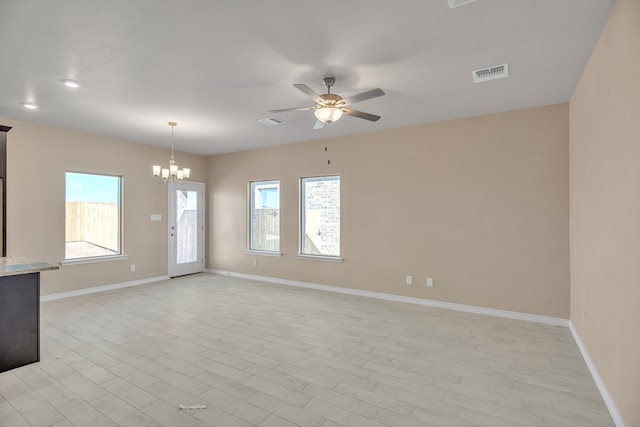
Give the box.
[152,121,190,184]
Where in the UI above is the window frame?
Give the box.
[62,171,126,265]
[247,179,282,256]
[298,174,342,262]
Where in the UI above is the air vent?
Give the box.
[258,117,285,126]
[448,0,477,8]
[472,64,509,83]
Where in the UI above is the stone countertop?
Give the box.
[0,256,60,277]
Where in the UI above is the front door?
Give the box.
[168,181,205,277]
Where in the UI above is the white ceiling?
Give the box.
[0,0,614,156]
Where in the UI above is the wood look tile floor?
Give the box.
[0,273,614,427]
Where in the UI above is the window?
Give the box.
[300,175,340,257]
[249,180,280,252]
[65,172,122,260]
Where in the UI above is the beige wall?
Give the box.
[2,116,207,295]
[208,104,570,318]
[570,0,640,425]
[2,103,571,320]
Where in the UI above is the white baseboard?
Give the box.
[569,322,626,427]
[206,269,569,327]
[40,275,170,302]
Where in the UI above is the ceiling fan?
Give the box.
[268,77,385,129]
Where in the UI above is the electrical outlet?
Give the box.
[130,264,136,272]
[252,259,257,267]
[406,275,413,285]
[426,277,433,287]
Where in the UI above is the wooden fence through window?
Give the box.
[65,201,118,251]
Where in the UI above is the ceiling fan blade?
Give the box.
[293,84,324,103]
[343,108,381,122]
[313,120,326,130]
[340,88,385,106]
[267,106,316,113]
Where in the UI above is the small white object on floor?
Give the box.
[179,404,207,410]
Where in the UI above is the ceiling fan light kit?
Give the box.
[269,77,384,128]
[314,106,343,123]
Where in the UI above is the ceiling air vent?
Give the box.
[472,64,509,83]
[448,0,477,8]
[258,117,285,126]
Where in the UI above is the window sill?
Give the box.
[244,250,283,257]
[296,254,343,263]
[61,254,129,266]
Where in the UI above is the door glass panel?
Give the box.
[175,189,198,264]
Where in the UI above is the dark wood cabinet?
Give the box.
[0,272,40,373]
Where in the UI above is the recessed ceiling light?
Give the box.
[22,102,39,110]
[62,79,79,88]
